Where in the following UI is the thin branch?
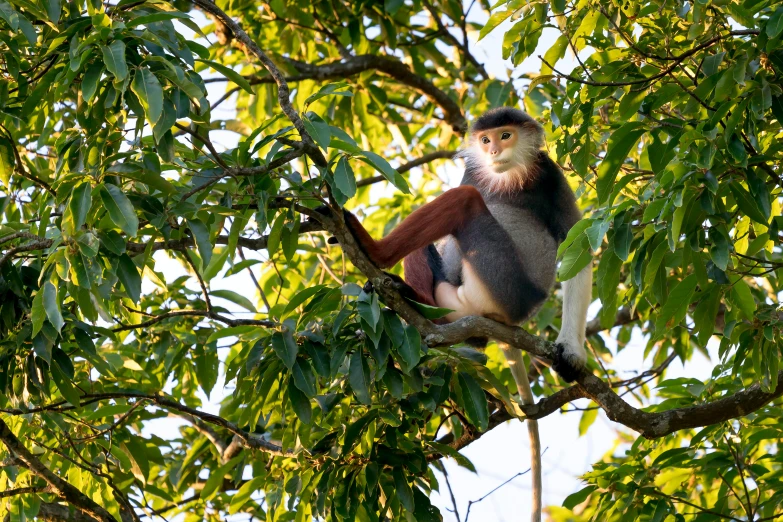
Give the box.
[421,0,488,80]
[540,30,759,87]
[186,0,327,166]
[0,486,48,498]
[356,150,457,188]
[464,466,534,521]
[2,393,292,457]
[111,309,275,332]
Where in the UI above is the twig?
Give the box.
[464,462,542,522]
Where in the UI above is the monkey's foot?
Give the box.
[552,342,586,383]
[465,336,489,348]
[363,272,420,301]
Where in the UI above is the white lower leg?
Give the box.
[500,343,542,522]
[555,263,592,365]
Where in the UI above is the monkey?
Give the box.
[331,107,592,522]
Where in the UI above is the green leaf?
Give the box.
[282,284,326,318]
[563,485,597,509]
[0,137,14,188]
[51,360,81,406]
[0,1,19,30]
[479,8,514,40]
[292,358,317,398]
[729,182,769,225]
[271,330,298,369]
[46,0,60,23]
[427,441,477,472]
[730,279,755,320]
[655,275,698,335]
[288,380,313,424]
[349,352,372,405]
[187,218,213,267]
[393,467,415,512]
[122,437,149,484]
[709,228,729,271]
[42,281,63,333]
[101,40,128,81]
[558,236,592,281]
[81,63,102,102]
[266,213,286,256]
[127,10,191,27]
[197,58,254,94]
[406,300,453,319]
[304,81,353,107]
[457,372,489,431]
[132,68,164,124]
[63,182,92,235]
[766,7,783,38]
[211,289,256,313]
[357,151,409,194]
[617,89,647,120]
[557,219,591,257]
[97,228,122,253]
[578,406,598,436]
[397,324,421,373]
[200,455,244,500]
[342,411,377,456]
[100,184,139,237]
[31,286,46,338]
[111,164,177,195]
[117,254,142,304]
[333,156,357,199]
[613,224,633,261]
[596,123,646,204]
[228,476,265,514]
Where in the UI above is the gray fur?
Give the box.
[438,150,581,324]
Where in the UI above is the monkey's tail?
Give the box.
[500,343,542,522]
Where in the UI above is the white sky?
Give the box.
[137,7,719,521]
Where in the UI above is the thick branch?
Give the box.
[309,210,783,453]
[285,55,466,132]
[35,503,101,522]
[0,419,116,522]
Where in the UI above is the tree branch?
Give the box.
[0,419,116,522]
[2,394,292,457]
[186,0,327,166]
[356,150,457,187]
[540,29,759,87]
[202,54,469,132]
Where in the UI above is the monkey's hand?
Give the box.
[552,340,587,383]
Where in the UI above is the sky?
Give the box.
[136,6,720,521]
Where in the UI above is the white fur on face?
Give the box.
[460,125,544,194]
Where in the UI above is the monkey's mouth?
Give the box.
[491,159,513,173]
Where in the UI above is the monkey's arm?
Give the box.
[341,185,489,268]
[553,263,592,382]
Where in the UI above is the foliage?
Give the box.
[0,0,780,520]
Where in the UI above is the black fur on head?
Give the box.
[470,107,541,133]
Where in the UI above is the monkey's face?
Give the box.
[475,126,520,173]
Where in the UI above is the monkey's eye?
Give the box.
[481,136,490,144]
[501,132,512,140]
